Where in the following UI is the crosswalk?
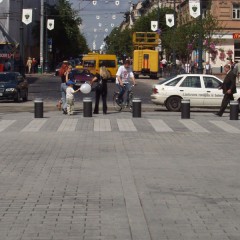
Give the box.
[0,118,239,133]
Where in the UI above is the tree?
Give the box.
[32,0,89,63]
[104,27,133,58]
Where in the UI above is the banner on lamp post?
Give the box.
[166,14,174,28]
[47,19,54,30]
[189,0,201,18]
[22,9,32,25]
[151,21,158,31]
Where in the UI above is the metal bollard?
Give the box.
[181,99,190,119]
[83,97,92,117]
[132,98,141,118]
[230,101,239,120]
[34,98,43,118]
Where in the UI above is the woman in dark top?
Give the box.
[91,66,110,114]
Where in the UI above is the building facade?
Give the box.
[0,0,57,70]
[178,0,240,73]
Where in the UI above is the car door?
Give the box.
[178,76,205,106]
[203,76,223,106]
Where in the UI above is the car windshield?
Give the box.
[158,75,179,85]
[0,74,16,83]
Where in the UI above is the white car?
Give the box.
[151,74,240,111]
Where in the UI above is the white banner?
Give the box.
[47,19,54,30]
[22,9,32,25]
[166,14,174,28]
[151,21,158,31]
[189,0,200,18]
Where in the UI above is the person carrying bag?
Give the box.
[91,66,110,114]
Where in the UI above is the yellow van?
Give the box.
[82,53,118,81]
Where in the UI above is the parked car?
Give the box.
[55,60,76,76]
[0,72,28,102]
[151,74,240,111]
[71,69,94,87]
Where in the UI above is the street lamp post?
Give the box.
[19,0,25,76]
[40,0,44,73]
[44,0,49,73]
[197,0,203,74]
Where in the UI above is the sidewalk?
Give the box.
[0,111,240,240]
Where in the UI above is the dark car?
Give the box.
[0,72,28,102]
[71,69,94,87]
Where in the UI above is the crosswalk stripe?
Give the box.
[148,119,173,132]
[21,119,47,132]
[210,120,240,133]
[94,119,111,131]
[179,119,209,133]
[0,120,16,132]
[117,119,137,131]
[57,119,78,132]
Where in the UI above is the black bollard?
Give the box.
[181,99,190,119]
[34,98,43,118]
[230,101,239,120]
[132,98,141,118]
[83,97,92,117]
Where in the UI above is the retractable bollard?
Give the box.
[181,99,190,119]
[34,98,43,118]
[132,98,141,118]
[83,97,92,117]
[230,101,239,120]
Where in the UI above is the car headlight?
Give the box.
[5,88,16,92]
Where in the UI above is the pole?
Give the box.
[40,0,44,73]
[170,0,177,76]
[197,0,203,74]
[44,1,49,73]
[19,0,25,76]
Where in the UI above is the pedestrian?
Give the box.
[4,59,11,71]
[215,64,236,117]
[26,57,32,74]
[116,59,136,105]
[66,80,80,115]
[91,65,110,114]
[205,61,212,74]
[59,61,69,114]
[32,58,37,73]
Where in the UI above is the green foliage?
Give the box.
[105,28,133,58]
[32,0,89,61]
[105,3,223,62]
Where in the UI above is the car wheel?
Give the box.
[22,90,28,101]
[14,91,21,103]
[166,96,182,111]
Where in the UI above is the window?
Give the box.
[83,60,95,68]
[180,76,201,88]
[233,4,240,19]
[203,77,221,88]
[165,77,183,86]
[99,60,116,68]
[234,41,240,58]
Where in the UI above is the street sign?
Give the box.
[189,0,200,18]
[233,33,240,39]
[47,19,54,30]
[22,9,32,25]
[151,21,158,31]
[166,14,174,28]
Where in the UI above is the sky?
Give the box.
[69,0,139,50]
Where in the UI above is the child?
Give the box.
[66,80,80,115]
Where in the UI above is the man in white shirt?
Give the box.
[116,59,136,104]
